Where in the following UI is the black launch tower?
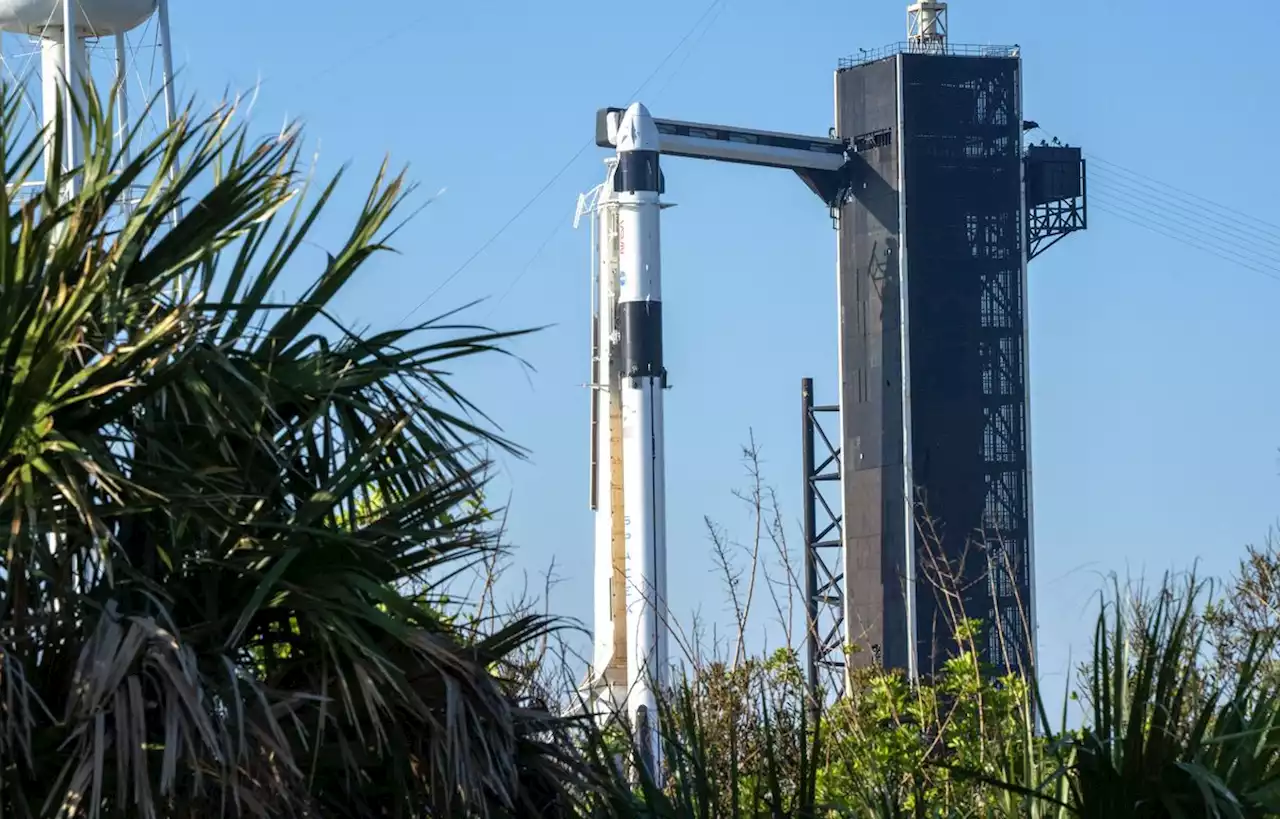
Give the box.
[803,20,1086,687]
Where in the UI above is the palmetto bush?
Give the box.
[1059,574,1280,819]
[0,83,584,817]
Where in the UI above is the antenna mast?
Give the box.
[907,0,948,51]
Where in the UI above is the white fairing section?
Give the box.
[0,0,156,34]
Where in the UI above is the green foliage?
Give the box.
[570,570,1280,819]
[1065,573,1280,818]
[1205,531,1280,684]
[570,640,1042,818]
[815,635,1044,817]
[574,659,828,818]
[0,79,576,818]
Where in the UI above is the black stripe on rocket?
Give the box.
[620,301,664,386]
[615,151,665,194]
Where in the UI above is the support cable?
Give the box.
[1088,173,1280,262]
[1030,126,1280,284]
[399,0,729,326]
[482,0,732,320]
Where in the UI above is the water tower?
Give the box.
[0,0,177,195]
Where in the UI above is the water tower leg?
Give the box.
[157,0,181,223]
[114,34,130,159]
[40,31,87,195]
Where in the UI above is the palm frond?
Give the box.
[0,74,558,819]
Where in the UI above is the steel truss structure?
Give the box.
[1026,145,1088,260]
[897,51,1034,677]
[802,378,846,703]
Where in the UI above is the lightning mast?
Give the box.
[907,0,947,51]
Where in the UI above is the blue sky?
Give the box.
[99,0,1280,689]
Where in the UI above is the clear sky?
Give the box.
[78,0,1280,690]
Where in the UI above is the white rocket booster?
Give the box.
[615,102,668,775]
[580,101,670,777]
[581,97,851,775]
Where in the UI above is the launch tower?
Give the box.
[811,1,1086,682]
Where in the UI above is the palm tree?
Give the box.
[1064,573,1280,819]
[0,81,579,817]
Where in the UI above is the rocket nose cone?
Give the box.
[616,102,660,153]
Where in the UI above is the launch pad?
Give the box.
[579,1,1088,767]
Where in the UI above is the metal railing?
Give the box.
[839,41,1020,69]
[7,180,149,208]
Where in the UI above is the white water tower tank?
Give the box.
[0,0,155,35]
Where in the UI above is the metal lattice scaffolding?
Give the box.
[802,378,845,706]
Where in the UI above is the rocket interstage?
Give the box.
[614,102,668,777]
